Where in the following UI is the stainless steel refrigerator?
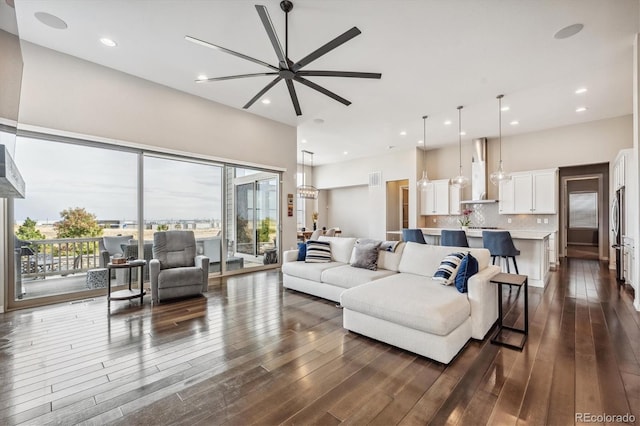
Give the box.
[612,187,625,282]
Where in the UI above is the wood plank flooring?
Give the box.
[0,258,638,425]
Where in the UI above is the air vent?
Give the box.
[369,171,382,187]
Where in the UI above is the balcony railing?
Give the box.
[17,237,102,280]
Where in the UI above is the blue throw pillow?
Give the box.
[455,252,478,293]
[297,242,307,261]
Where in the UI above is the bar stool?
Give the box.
[441,230,469,247]
[483,231,520,292]
[402,229,427,244]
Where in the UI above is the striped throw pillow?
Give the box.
[305,240,332,263]
[433,252,466,285]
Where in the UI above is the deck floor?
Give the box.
[0,258,638,425]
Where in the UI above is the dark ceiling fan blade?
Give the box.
[196,72,278,83]
[292,27,361,72]
[255,5,289,70]
[285,80,302,116]
[297,70,381,79]
[293,76,351,106]
[243,76,283,109]
[185,35,278,71]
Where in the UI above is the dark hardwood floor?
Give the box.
[0,258,638,425]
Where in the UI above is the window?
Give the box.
[569,192,598,228]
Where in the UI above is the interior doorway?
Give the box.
[559,163,609,261]
[385,179,409,241]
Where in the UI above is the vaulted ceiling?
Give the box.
[8,0,640,164]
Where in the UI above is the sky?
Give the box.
[13,136,223,223]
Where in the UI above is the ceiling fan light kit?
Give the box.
[186,1,381,116]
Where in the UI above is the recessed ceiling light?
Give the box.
[196,74,208,81]
[399,131,407,136]
[501,106,510,112]
[576,107,587,112]
[460,131,466,136]
[417,140,423,145]
[575,87,588,94]
[313,118,324,124]
[387,145,395,150]
[261,99,271,105]
[343,151,348,155]
[34,11,68,29]
[100,37,117,47]
[301,139,307,144]
[510,120,519,126]
[444,120,452,125]
[554,23,584,40]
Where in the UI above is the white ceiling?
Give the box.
[8,0,640,165]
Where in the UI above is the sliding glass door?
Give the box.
[231,170,280,269]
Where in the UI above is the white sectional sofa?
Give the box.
[282,237,500,364]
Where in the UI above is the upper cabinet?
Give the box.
[613,149,632,190]
[499,168,558,214]
[421,179,460,215]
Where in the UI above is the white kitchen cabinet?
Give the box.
[499,168,558,214]
[449,184,461,215]
[498,178,514,214]
[420,179,452,215]
[548,231,558,269]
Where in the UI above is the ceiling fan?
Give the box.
[185,0,381,116]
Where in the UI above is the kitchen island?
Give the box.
[389,228,553,288]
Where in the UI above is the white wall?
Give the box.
[323,185,369,238]
[314,148,419,240]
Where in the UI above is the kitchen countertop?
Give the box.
[388,228,554,240]
[422,228,553,240]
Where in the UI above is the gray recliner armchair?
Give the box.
[150,230,209,304]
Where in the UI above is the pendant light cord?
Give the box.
[457,106,463,171]
[422,115,428,165]
[497,94,503,163]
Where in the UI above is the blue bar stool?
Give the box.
[483,231,521,291]
[441,230,469,247]
[402,229,426,244]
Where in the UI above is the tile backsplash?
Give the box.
[422,203,558,231]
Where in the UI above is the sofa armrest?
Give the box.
[195,255,210,292]
[467,264,500,340]
[149,259,161,304]
[283,249,299,263]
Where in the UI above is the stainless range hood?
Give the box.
[460,138,498,204]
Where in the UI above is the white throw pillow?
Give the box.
[433,252,465,285]
[319,236,357,263]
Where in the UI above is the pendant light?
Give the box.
[297,150,318,199]
[417,115,430,189]
[450,106,470,188]
[489,94,511,185]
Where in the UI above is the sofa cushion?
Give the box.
[398,242,490,276]
[282,261,346,282]
[321,264,396,289]
[378,242,405,272]
[318,236,357,263]
[433,252,465,285]
[455,252,479,293]
[350,242,381,270]
[157,266,202,289]
[340,273,471,336]
[305,240,332,263]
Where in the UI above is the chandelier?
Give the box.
[297,150,318,199]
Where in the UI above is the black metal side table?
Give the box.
[107,259,146,308]
[490,272,528,350]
